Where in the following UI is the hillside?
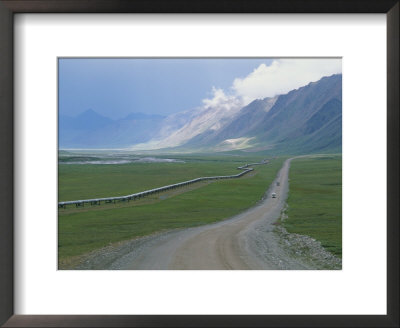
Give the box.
[59,74,342,155]
[180,74,342,154]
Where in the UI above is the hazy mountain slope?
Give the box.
[254,74,341,142]
[254,75,342,154]
[132,97,244,150]
[180,74,342,154]
[59,109,113,134]
[276,102,342,154]
[59,110,165,148]
[60,74,342,154]
[154,109,200,140]
[186,97,278,147]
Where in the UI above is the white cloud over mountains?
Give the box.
[130,59,342,150]
[204,58,342,107]
[202,87,243,111]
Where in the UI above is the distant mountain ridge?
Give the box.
[207,73,342,154]
[59,74,342,154]
[137,74,342,154]
[59,110,165,148]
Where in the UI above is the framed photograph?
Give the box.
[57,57,343,271]
[0,0,398,327]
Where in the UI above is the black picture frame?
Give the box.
[0,0,398,327]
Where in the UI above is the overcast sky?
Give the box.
[59,58,341,119]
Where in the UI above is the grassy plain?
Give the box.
[59,159,248,201]
[283,155,342,257]
[58,155,285,263]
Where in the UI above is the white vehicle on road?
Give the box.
[271,192,277,198]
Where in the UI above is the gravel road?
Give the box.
[74,157,341,270]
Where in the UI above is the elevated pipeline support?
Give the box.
[58,159,269,209]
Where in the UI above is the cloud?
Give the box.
[202,87,243,111]
[232,58,342,104]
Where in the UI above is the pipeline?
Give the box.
[58,160,269,208]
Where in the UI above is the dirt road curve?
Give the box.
[167,158,292,270]
[76,157,329,270]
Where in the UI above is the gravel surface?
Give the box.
[71,156,341,270]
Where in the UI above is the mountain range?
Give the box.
[59,110,166,148]
[59,74,342,154]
